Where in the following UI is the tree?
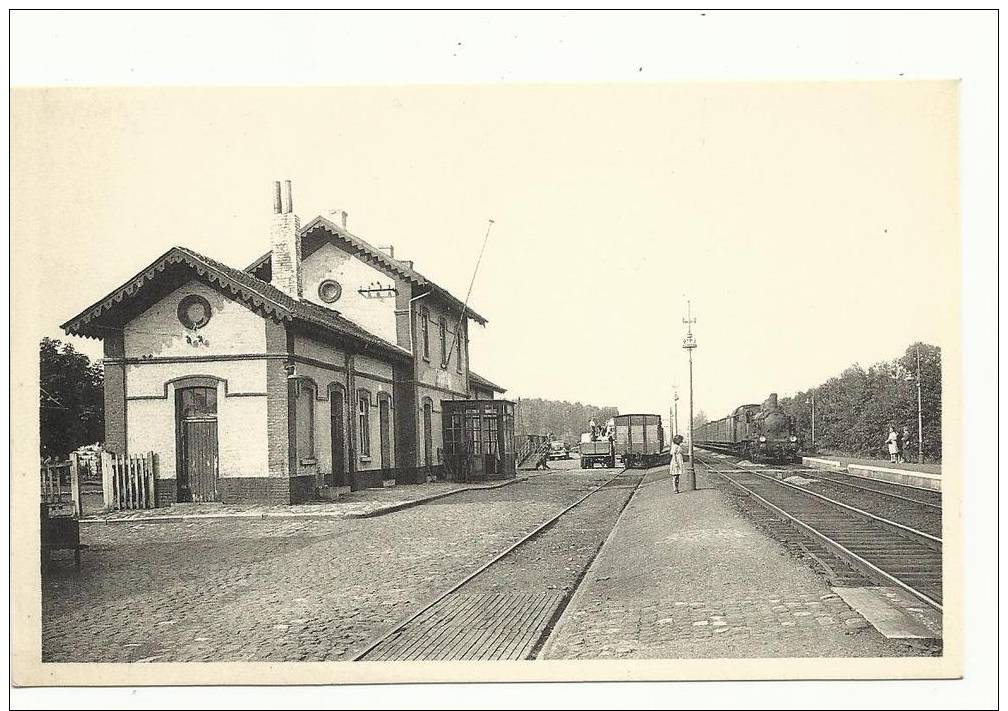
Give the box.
[40,337,104,459]
[692,410,708,430]
[514,397,619,444]
[778,342,942,462]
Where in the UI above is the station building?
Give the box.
[61,181,509,506]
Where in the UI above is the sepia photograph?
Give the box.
[8,8,997,709]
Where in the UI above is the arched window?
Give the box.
[295,379,316,463]
[357,389,372,457]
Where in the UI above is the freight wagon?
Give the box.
[613,413,666,468]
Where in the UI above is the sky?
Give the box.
[12,83,958,422]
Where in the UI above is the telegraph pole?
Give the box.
[673,388,680,438]
[806,393,816,451]
[916,344,924,464]
[682,302,697,492]
[904,344,925,464]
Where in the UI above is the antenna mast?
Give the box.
[444,219,494,370]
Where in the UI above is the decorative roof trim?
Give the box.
[61,247,295,338]
[60,246,413,362]
[246,215,488,326]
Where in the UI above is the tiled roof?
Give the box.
[61,245,412,360]
[469,370,506,393]
[246,215,488,325]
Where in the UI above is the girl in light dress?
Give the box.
[669,434,685,493]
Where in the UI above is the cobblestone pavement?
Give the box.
[542,466,928,659]
[42,462,615,662]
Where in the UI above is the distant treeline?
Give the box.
[515,398,619,445]
[777,342,942,462]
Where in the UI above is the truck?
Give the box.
[579,434,615,469]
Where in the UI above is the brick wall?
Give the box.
[393,360,417,477]
[270,213,302,299]
[219,476,299,505]
[155,479,176,507]
[103,335,126,454]
[265,320,291,476]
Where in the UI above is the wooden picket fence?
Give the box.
[100,451,158,511]
[41,456,81,516]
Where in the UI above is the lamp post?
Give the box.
[905,345,924,463]
[806,393,816,452]
[673,389,680,438]
[682,302,697,492]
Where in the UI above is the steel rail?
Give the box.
[746,469,942,550]
[351,469,629,661]
[799,470,942,511]
[698,457,942,613]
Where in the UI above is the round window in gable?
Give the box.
[318,279,342,304]
[177,294,213,330]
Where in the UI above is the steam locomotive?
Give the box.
[694,393,802,463]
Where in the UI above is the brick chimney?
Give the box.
[270,180,302,299]
[328,208,348,229]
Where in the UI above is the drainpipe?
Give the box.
[407,290,431,479]
[407,291,432,355]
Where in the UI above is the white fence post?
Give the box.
[69,452,81,517]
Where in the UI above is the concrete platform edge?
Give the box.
[535,470,647,659]
[80,476,529,524]
[349,476,529,519]
[803,457,941,492]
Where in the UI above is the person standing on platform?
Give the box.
[886,426,899,464]
[896,427,905,463]
[669,434,685,494]
[902,426,914,463]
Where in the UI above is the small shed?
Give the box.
[441,399,516,482]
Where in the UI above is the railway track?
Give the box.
[748,464,943,537]
[698,455,942,612]
[807,470,942,509]
[352,469,644,661]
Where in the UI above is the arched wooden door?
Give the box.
[175,385,219,502]
[330,385,347,487]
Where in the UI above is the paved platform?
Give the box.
[80,477,526,523]
[541,467,923,659]
[807,455,941,476]
[802,457,942,492]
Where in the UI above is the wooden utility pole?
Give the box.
[682,302,697,492]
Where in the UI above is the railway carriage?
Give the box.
[695,393,801,463]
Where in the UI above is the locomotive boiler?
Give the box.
[694,393,802,463]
